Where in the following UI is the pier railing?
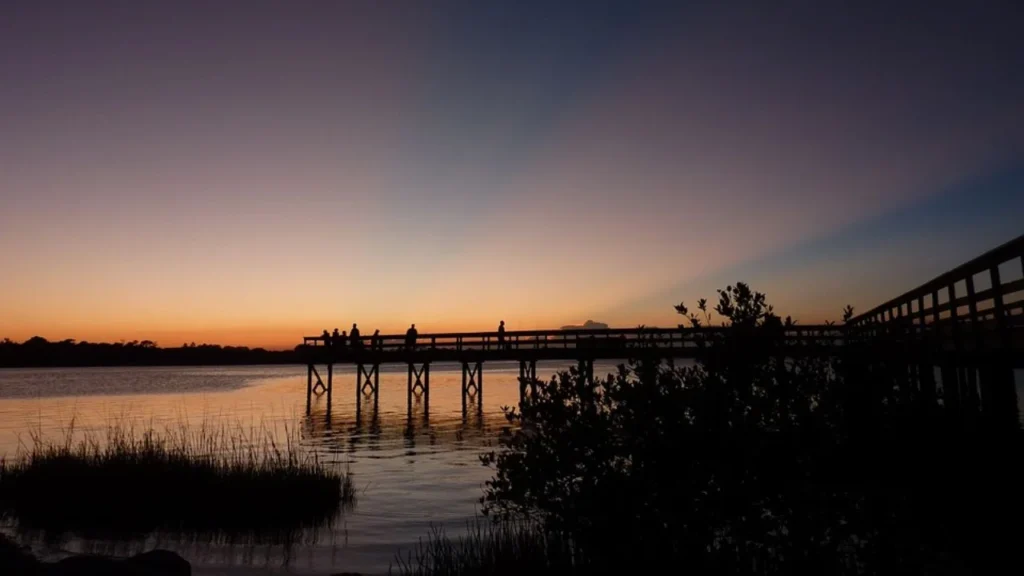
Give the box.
[297,234,1024,425]
[846,233,1024,351]
[302,325,846,357]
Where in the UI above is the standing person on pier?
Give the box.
[338,330,348,352]
[497,320,506,350]
[371,329,381,351]
[331,328,341,347]
[405,324,416,350]
[350,323,362,350]
[321,329,331,347]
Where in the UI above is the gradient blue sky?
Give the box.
[1,1,1022,348]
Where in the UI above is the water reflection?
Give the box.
[0,361,605,574]
[304,388,490,456]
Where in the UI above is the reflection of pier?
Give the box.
[302,234,1024,426]
[301,389,488,453]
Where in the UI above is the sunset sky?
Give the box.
[2,1,1023,349]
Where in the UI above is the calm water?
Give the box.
[0,362,617,575]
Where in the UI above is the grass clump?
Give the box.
[0,419,354,543]
[391,520,588,576]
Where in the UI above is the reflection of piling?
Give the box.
[407,362,430,417]
[518,359,537,403]
[357,363,380,403]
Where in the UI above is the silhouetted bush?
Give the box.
[463,284,1021,575]
[0,420,354,544]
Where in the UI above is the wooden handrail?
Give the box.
[302,324,846,350]
[848,233,1024,327]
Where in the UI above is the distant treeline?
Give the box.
[0,337,303,368]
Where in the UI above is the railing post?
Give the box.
[917,295,926,328]
[965,275,980,350]
[948,283,961,350]
[989,266,1009,347]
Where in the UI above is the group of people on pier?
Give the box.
[318,323,426,352]
[319,324,384,352]
[318,320,508,352]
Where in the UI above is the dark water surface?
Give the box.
[0,362,616,575]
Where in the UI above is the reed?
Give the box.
[391,520,588,576]
[0,417,354,543]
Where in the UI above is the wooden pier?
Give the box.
[301,234,1024,423]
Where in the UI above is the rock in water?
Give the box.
[0,534,41,575]
[125,550,191,576]
[43,550,190,576]
[49,555,129,575]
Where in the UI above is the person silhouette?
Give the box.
[321,329,331,347]
[371,329,381,351]
[332,328,340,347]
[339,330,348,351]
[406,324,418,350]
[350,323,361,350]
[497,320,506,350]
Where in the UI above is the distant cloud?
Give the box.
[561,320,609,330]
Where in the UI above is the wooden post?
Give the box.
[462,361,468,414]
[964,367,979,413]
[407,363,413,416]
[373,367,380,414]
[326,362,333,412]
[424,363,430,416]
[941,363,960,417]
[918,360,936,409]
[356,364,362,405]
[306,363,312,415]
[519,360,526,401]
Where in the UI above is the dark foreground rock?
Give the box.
[0,536,190,576]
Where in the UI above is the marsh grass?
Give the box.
[391,520,589,576]
[0,417,354,544]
